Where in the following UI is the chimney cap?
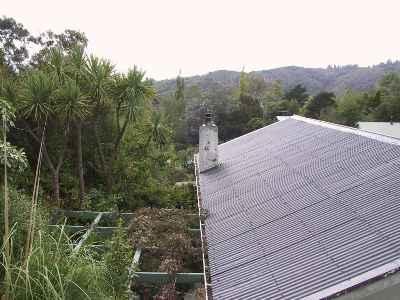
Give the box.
[205,110,213,124]
[205,112,212,122]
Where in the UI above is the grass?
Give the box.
[2,225,115,299]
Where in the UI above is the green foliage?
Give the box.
[85,55,114,105]
[302,91,336,119]
[84,188,122,211]
[54,78,90,123]
[3,226,114,299]
[246,117,266,132]
[0,187,41,258]
[162,74,186,145]
[154,62,400,99]
[375,72,400,121]
[336,90,364,127]
[20,70,55,121]
[0,16,36,72]
[285,84,309,106]
[0,142,28,174]
[114,67,155,122]
[104,218,133,298]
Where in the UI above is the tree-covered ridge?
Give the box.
[155,62,400,97]
[159,67,400,146]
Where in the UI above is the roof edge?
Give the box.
[291,115,400,146]
[193,153,211,300]
[302,258,400,300]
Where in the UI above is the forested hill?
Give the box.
[155,61,400,96]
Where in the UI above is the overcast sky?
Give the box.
[3,0,400,80]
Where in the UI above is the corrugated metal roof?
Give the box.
[197,116,400,300]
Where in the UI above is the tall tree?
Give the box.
[0,16,37,73]
[375,73,400,121]
[236,71,264,134]
[65,45,88,204]
[54,78,90,205]
[302,91,336,119]
[19,70,68,203]
[31,29,87,67]
[84,55,114,192]
[285,84,309,107]
[336,90,363,127]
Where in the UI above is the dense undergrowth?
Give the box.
[0,188,134,299]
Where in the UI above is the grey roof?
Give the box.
[196,115,400,300]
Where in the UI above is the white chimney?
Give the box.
[199,112,218,173]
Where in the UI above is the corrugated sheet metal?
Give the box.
[198,118,400,299]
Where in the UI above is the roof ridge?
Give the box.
[291,115,400,146]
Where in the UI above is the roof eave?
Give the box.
[302,258,400,300]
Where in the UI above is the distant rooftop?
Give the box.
[196,116,400,299]
[358,122,400,140]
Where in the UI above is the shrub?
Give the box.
[104,218,133,299]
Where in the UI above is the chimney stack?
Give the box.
[199,111,218,173]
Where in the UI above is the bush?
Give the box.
[84,188,122,211]
[104,218,133,299]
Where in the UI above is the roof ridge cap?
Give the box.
[291,115,400,146]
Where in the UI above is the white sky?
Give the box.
[3,0,400,80]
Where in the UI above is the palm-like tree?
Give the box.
[64,46,89,204]
[113,66,155,151]
[19,70,70,204]
[19,70,54,121]
[46,47,66,85]
[146,112,170,150]
[85,55,114,106]
[55,78,90,205]
[83,55,115,191]
[86,65,155,193]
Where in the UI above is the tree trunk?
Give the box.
[93,123,114,193]
[76,121,85,206]
[104,166,113,194]
[52,171,60,207]
[24,121,66,204]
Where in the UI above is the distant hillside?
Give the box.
[155,61,400,96]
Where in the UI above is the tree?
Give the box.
[19,70,69,204]
[84,55,114,191]
[30,29,87,67]
[234,72,264,135]
[146,112,171,150]
[54,78,90,205]
[0,81,28,176]
[112,67,155,153]
[86,63,155,193]
[336,90,363,127]
[285,84,309,107]
[65,45,88,204]
[302,91,336,119]
[0,16,37,73]
[374,73,400,121]
[163,74,186,145]
[20,71,66,204]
